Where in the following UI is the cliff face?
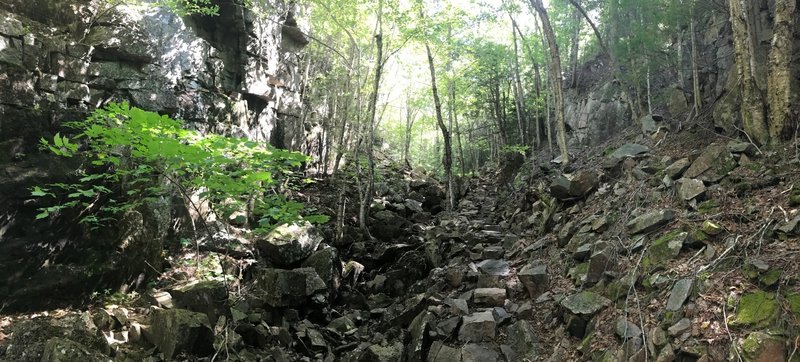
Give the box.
[563,1,800,146]
[0,0,308,309]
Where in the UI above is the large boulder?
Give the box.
[684,143,737,182]
[550,170,599,200]
[144,308,214,360]
[458,310,496,342]
[169,280,229,326]
[253,267,328,307]
[301,245,342,301]
[256,221,324,267]
[371,210,410,241]
[626,209,676,235]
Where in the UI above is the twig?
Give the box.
[789,336,799,362]
[732,124,764,156]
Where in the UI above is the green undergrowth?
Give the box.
[33,102,328,234]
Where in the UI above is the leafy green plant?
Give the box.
[33,102,328,233]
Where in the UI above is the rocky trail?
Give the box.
[2,126,800,362]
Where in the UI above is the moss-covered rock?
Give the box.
[741,331,786,362]
[568,263,589,284]
[642,231,685,271]
[787,294,800,321]
[731,291,779,328]
[698,200,720,214]
[789,187,800,207]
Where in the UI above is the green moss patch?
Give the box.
[731,291,779,328]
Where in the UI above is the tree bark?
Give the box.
[426,42,455,211]
[728,0,769,145]
[359,1,384,235]
[403,94,416,169]
[690,3,702,111]
[569,0,581,88]
[530,0,569,164]
[767,0,797,142]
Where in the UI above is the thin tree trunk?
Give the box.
[404,94,416,169]
[690,3,702,111]
[511,20,528,146]
[767,0,797,142]
[729,0,769,144]
[511,18,542,148]
[531,0,569,164]
[359,1,384,235]
[569,0,581,88]
[425,42,455,211]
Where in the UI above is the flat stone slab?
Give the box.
[475,259,510,276]
[627,209,676,235]
[666,278,694,311]
[560,291,611,316]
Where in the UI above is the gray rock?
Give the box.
[362,342,404,362]
[627,209,676,235]
[301,245,342,300]
[585,246,613,284]
[473,288,506,307]
[327,316,356,334]
[475,259,510,276]
[610,143,650,160]
[667,318,691,336]
[170,280,228,326]
[41,338,108,362]
[458,310,496,342]
[727,141,757,157]
[778,216,800,235]
[676,178,706,201]
[445,298,470,315]
[407,311,434,362]
[253,267,327,307]
[256,221,323,267]
[371,210,410,240]
[145,308,214,360]
[550,170,599,200]
[481,245,505,259]
[461,343,500,361]
[518,263,548,299]
[405,198,424,214]
[492,307,511,326]
[641,114,660,134]
[427,341,461,362]
[506,320,539,360]
[665,278,694,311]
[684,143,737,182]
[614,319,642,339]
[664,158,691,180]
[560,291,611,316]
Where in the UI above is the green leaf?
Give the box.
[35,211,49,219]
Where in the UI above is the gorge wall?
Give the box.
[0,0,309,309]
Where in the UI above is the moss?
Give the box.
[645,231,684,271]
[698,200,720,214]
[758,270,781,287]
[789,188,800,207]
[787,294,800,321]
[568,263,589,284]
[689,228,709,243]
[731,291,779,328]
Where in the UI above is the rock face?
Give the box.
[0,0,308,310]
[257,222,324,267]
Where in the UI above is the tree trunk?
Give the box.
[690,3,702,111]
[359,1,384,236]
[728,0,769,145]
[511,18,542,148]
[511,20,528,146]
[767,0,797,142]
[425,42,455,211]
[404,94,416,169]
[569,0,581,88]
[531,0,569,164]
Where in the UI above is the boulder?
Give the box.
[301,245,342,300]
[610,143,650,160]
[585,245,614,284]
[461,344,500,361]
[727,141,757,157]
[561,291,611,317]
[505,320,539,361]
[144,308,214,360]
[550,170,599,200]
[664,158,691,180]
[676,178,706,201]
[627,209,676,235]
[170,280,228,326]
[640,114,661,134]
[256,221,323,267]
[458,310,496,342]
[742,332,786,362]
[518,263,548,299]
[643,231,686,270]
[665,278,694,311]
[40,338,109,362]
[475,259,511,276]
[614,319,642,340]
[361,342,405,362]
[731,291,779,328]
[667,318,691,336]
[371,210,410,241]
[3,313,110,362]
[253,267,328,307]
[777,216,800,236]
[473,288,506,307]
[684,143,737,182]
[427,341,461,362]
[407,311,434,362]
